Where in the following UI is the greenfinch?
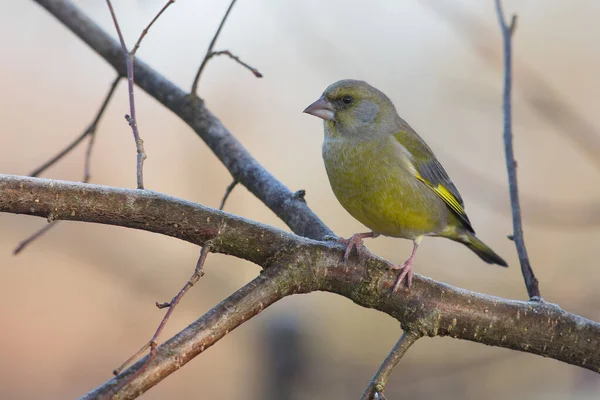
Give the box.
[303,79,507,290]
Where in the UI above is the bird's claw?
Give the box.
[340,233,367,265]
[390,260,414,292]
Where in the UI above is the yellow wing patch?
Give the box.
[415,173,471,227]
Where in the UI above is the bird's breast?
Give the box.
[322,136,447,238]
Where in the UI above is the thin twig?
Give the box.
[28,76,120,178]
[13,223,57,255]
[190,0,263,93]
[210,50,263,78]
[28,132,87,178]
[106,0,162,189]
[360,331,421,400]
[219,180,238,210]
[113,245,210,377]
[131,0,176,55]
[191,0,238,92]
[495,1,540,300]
[14,76,120,255]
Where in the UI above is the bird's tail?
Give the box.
[454,231,508,267]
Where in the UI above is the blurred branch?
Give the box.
[422,0,600,173]
[495,1,540,300]
[105,0,175,188]
[33,0,332,241]
[191,0,262,93]
[13,223,57,255]
[14,76,121,255]
[360,331,421,400]
[1,174,598,399]
[28,76,120,179]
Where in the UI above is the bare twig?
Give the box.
[207,50,263,78]
[131,0,176,56]
[190,0,262,93]
[360,331,421,400]
[28,76,120,178]
[28,132,86,178]
[13,223,57,255]
[14,76,120,255]
[106,0,175,189]
[219,180,238,210]
[113,245,210,378]
[495,1,540,300]
[191,0,237,93]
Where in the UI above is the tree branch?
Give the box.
[28,75,120,179]
[495,1,540,300]
[192,0,236,93]
[32,0,331,241]
[360,331,421,400]
[1,174,598,392]
[80,263,307,400]
[206,50,263,79]
[105,0,147,189]
[131,0,175,56]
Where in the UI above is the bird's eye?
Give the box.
[342,95,353,104]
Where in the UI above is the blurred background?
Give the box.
[1,0,599,398]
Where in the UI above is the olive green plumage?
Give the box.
[304,79,507,267]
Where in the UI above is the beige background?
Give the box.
[1,0,599,399]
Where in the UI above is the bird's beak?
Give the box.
[303,96,335,121]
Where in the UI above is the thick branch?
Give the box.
[1,174,598,380]
[32,0,332,240]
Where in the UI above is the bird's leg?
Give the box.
[339,231,379,264]
[391,236,422,291]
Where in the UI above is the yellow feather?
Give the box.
[415,174,468,222]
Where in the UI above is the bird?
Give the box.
[303,79,507,290]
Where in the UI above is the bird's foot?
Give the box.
[340,234,367,264]
[390,258,414,292]
[338,232,376,265]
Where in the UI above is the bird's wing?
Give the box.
[394,130,474,233]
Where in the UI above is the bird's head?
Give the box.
[303,79,397,138]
